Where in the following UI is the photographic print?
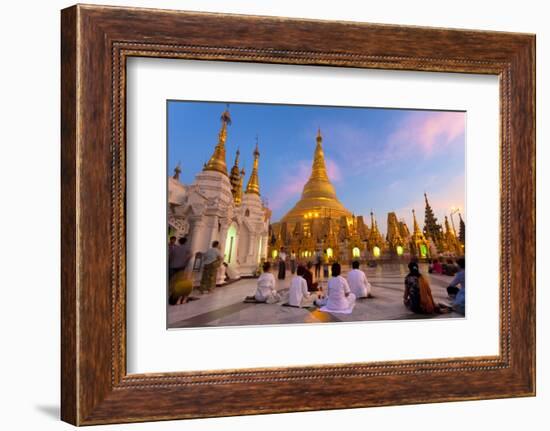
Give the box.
[167,101,466,329]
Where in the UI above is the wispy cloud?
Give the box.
[319,111,465,174]
[386,111,465,158]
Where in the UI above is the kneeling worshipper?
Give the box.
[347,260,372,299]
[403,261,450,314]
[288,266,313,307]
[316,262,356,314]
[254,262,281,304]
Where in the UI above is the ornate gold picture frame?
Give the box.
[61,4,535,425]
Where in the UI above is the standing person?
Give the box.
[302,262,319,292]
[316,262,356,312]
[288,266,312,307]
[403,261,444,314]
[278,247,287,280]
[168,237,190,279]
[447,257,465,315]
[255,262,280,303]
[431,258,443,274]
[314,250,322,279]
[290,250,297,274]
[347,260,372,299]
[199,241,223,293]
[322,250,330,279]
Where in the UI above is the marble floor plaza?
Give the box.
[167,263,462,329]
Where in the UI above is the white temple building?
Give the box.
[168,108,270,282]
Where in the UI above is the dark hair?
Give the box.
[306,261,313,269]
[408,261,420,276]
[331,262,341,277]
[178,237,187,245]
[352,260,360,269]
[297,266,306,276]
[212,240,219,248]
[457,257,465,269]
[262,262,271,272]
[447,259,454,264]
[169,236,177,241]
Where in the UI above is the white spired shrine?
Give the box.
[168,108,271,281]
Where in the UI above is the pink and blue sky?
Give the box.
[168,101,465,233]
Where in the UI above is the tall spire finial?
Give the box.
[245,136,261,195]
[203,107,231,175]
[444,215,452,234]
[310,128,329,183]
[229,147,243,205]
[172,161,182,181]
[412,208,421,233]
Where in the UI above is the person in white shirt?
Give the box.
[347,260,372,299]
[277,248,287,280]
[316,262,356,312]
[255,262,281,304]
[288,266,312,307]
[199,241,223,293]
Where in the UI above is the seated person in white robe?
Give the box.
[254,261,281,304]
[288,266,312,307]
[316,262,356,312]
[347,260,372,298]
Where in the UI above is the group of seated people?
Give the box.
[253,260,372,313]
[428,258,460,276]
[405,257,465,315]
[254,256,466,317]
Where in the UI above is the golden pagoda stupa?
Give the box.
[280,129,352,224]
